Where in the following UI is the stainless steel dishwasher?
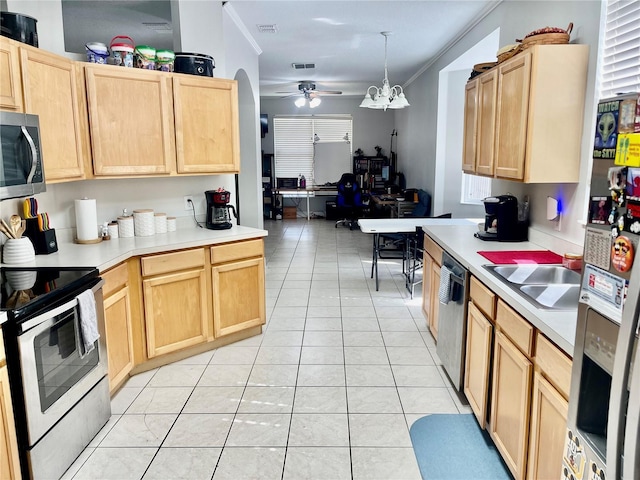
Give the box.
[436,251,470,391]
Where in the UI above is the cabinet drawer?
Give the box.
[141,248,205,276]
[423,234,443,266]
[102,262,129,297]
[535,332,572,399]
[496,299,534,357]
[210,239,263,264]
[470,276,496,321]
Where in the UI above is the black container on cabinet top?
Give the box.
[174,52,215,77]
[1,12,38,47]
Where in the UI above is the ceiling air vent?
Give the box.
[257,24,278,34]
[292,63,316,70]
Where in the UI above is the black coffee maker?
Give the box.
[205,190,237,230]
[475,194,528,242]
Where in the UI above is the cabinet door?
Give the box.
[475,70,498,176]
[212,257,265,337]
[0,365,21,480]
[462,79,478,173]
[85,65,175,176]
[421,250,434,327]
[173,75,239,174]
[21,47,87,182]
[429,263,441,340]
[490,330,533,480]
[527,371,568,480]
[464,301,493,429]
[104,286,134,392]
[494,52,531,181]
[0,38,23,112]
[143,268,209,358]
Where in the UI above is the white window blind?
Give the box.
[461,173,491,204]
[600,0,640,98]
[273,116,352,185]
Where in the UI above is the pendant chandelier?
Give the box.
[359,32,410,111]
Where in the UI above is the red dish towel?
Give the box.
[478,250,563,264]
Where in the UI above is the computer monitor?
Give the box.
[381,166,390,181]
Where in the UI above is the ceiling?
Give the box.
[60,1,498,97]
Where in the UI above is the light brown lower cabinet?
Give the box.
[464,301,493,429]
[142,248,211,358]
[490,329,533,480]
[527,371,568,480]
[0,363,21,480]
[102,262,135,393]
[211,240,265,337]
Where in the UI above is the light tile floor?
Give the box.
[63,219,471,480]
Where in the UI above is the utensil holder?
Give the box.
[2,237,36,264]
[23,218,58,254]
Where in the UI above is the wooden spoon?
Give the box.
[1,219,15,239]
[9,215,21,238]
[16,219,26,239]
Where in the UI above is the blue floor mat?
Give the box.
[409,414,512,480]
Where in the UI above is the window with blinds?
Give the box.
[600,0,640,98]
[273,115,353,185]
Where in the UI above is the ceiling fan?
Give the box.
[277,82,343,99]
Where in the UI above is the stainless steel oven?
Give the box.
[1,267,110,480]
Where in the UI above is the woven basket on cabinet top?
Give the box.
[517,22,573,49]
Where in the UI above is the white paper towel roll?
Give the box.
[75,198,99,241]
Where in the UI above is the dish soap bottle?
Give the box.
[300,175,306,189]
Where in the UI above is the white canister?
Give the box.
[154,213,167,234]
[117,216,134,238]
[167,217,177,232]
[2,237,36,265]
[133,209,155,236]
[108,222,119,239]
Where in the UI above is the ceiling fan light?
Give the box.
[309,97,322,108]
[295,97,306,108]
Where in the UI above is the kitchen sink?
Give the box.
[483,264,581,311]
[486,264,581,285]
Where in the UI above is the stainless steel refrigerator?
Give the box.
[564,92,640,480]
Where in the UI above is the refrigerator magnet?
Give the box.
[589,196,611,224]
[627,167,640,198]
[612,235,635,272]
[594,98,621,160]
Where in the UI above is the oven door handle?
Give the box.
[20,278,104,334]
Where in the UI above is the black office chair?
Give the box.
[335,173,363,229]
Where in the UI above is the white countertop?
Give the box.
[422,223,578,357]
[358,217,480,233]
[2,225,268,273]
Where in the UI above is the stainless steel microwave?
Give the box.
[0,111,46,200]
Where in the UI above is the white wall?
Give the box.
[396,0,603,248]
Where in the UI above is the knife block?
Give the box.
[23,218,58,254]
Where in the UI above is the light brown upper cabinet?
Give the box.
[0,37,23,112]
[463,70,497,176]
[85,64,176,177]
[463,45,589,183]
[462,79,478,173]
[173,75,240,174]
[19,43,89,182]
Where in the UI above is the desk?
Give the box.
[358,218,479,291]
[370,195,415,218]
[273,186,338,220]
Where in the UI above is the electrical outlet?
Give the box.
[183,195,194,210]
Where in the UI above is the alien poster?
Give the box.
[594,98,621,160]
